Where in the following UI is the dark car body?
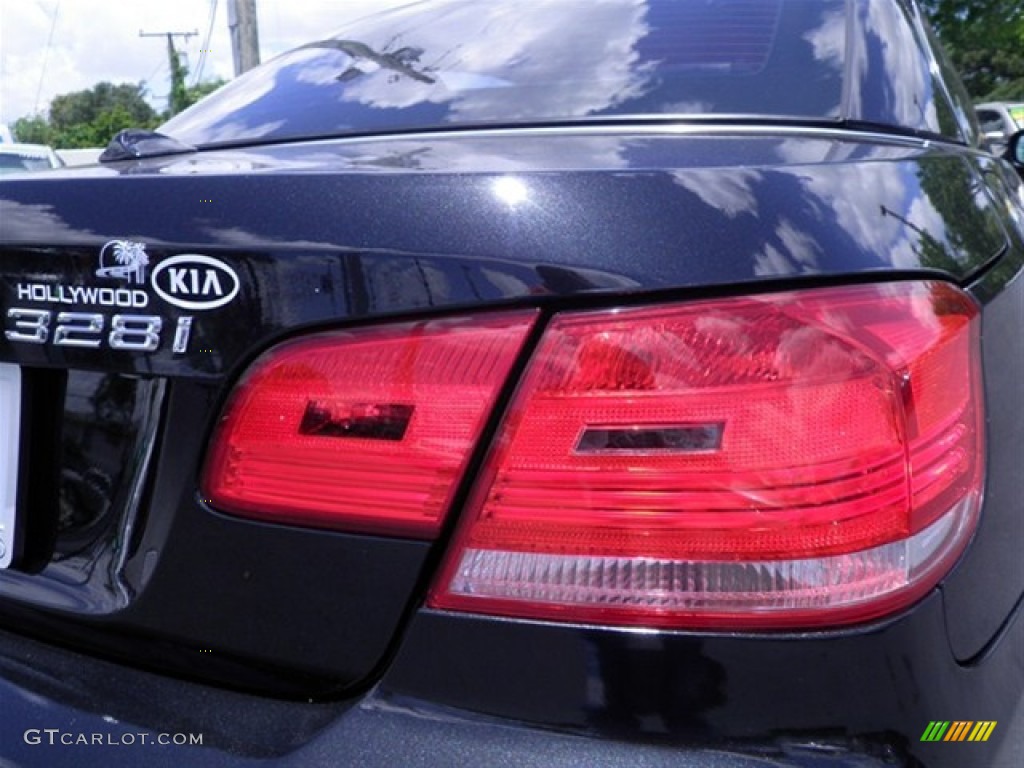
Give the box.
[1,1,1022,766]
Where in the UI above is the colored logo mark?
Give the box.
[921,721,997,742]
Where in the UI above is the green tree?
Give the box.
[182,78,226,111]
[18,81,162,148]
[168,38,190,116]
[922,0,1024,100]
[10,74,229,150]
[158,33,226,116]
[11,115,54,145]
[49,82,157,135]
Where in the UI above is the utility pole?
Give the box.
[228,0,261,76]
[140,30,198,116]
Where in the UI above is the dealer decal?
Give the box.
[4,240,239,355]
[96,239,150,283]
[14,283,150,308]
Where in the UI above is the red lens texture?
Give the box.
[430,282,982,628]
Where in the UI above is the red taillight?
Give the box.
[430,282,983,628]
[202,312,537,538]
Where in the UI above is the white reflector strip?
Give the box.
[448,497,969,616]
[0,364,22,569]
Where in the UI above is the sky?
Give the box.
[0,0,410,126]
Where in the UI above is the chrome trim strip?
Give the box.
[294,122,937,150]
[0,364,21,570]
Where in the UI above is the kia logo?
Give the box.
[151,254,240,310]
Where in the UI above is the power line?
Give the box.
[194,0,220,86]
[143,59,169,111]
[139,30,199,115]
[33,0,61,114]
[145,58,168,85]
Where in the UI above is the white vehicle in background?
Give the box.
[0,124,14,143]
[0,143,64,174]
[975,101,1024,155]
[57,147,104,166]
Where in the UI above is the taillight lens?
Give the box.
[430,282,983,628]
[202,312,536,538]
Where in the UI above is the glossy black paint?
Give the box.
[1006,130,1024,172]
[382,593,1024,768]
[0,129,1019,759]
[943,253,1024,660]
[0,594,1019,766]
[0,132,1011,381]
[2,370,163,603]
[1,128,1020,695]
[0,0,1022,764]
[159,0,977,149]
[0,619,922,768]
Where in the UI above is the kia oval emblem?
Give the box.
[151,254,240,310]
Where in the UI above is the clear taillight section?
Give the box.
[202,312,537,538]
[430,282,983,628]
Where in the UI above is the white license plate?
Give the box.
[0,363,21,569]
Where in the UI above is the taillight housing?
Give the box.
[430,281,983,628]
[202,312,536,538]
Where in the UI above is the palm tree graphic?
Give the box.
[97,240,149,284]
